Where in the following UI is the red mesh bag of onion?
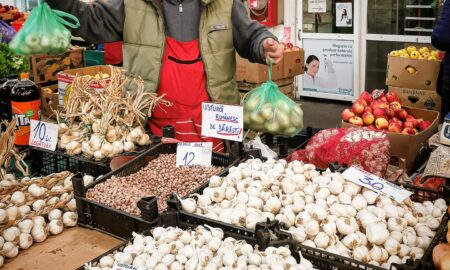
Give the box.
[289,128,390,177]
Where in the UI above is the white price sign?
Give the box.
[176,142,213,167]
[29,120,58,151]
[201,102,244,142]
[342,167,413,203]
[112,263,148,270]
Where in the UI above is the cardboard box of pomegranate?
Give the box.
[389,86,441,112]
[282,48,305,78]
[236,54,282,83]
[57,65,111,108]
[385,54,441,91]
[342,107,439,173]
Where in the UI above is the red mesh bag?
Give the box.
[289,128,390,177]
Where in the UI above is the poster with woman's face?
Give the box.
[302,39,354,96]
[336,3,353,27]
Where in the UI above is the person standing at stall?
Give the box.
[45,0,284,151]
[432,0,450,121]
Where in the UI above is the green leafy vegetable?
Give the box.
[0,42,29,78]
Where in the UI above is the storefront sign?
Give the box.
[201,102,244,142]
[336,3,353,27]
[342,167,413,203]
[308,0,326,13]
[29,120,58,151]
[303,39,354,96]
[176,142,212,167]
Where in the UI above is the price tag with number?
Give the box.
[342,167,412,203]
[176,142,213,167]
[29,120,58,151]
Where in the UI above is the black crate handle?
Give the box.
[137,196,159,222]
[72,173,86,197]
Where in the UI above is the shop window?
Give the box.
[302,0,354,34]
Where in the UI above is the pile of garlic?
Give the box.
[58,123,151,160]
[177,158,447,269]
[0,173,94,267]
[85,226,316,270]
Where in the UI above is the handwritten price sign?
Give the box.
[112,263,149,270]
[342,167,412,203]
[176,142,213,167]
[201,102,243,142]
[29,120,58,151]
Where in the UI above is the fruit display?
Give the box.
[84,226,315,270]
[56,66,169,160]
[0,4,26,21]
[342,91,431,135]
[178,158,448,269]
[280,42,302,52]
[389,46,440,61]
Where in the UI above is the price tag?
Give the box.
[112,263,149,270]
[201,102,244,142]
[342,167,413,203]
[176,142,213,167]
[29,120,58,151]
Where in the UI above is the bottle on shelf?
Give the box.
[0,74,19,122]
[11,73,41,147]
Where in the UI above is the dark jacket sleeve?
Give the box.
[45,0,124,44]
[432,0,450,51]
[232,0,276,64]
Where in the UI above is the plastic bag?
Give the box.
[289,128,390,177]
[0,21,16,43]
[245,135,278,159]
[9,1,79,56]
[243,60,303,137]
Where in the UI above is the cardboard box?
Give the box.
[237,77,294,92]
[236,54,282,83]
[389,86,441,112]
[39,85,58,118]
[31,47,85,84]
[279,83,295,96]
[385,54,441,90]
[283,49,305,78]
[342,107,439,174]
[57,65,111,107]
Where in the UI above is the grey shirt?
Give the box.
[46,0,276,64]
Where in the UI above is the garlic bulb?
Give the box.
[62,212,78,227]
[18,233,33,249]
[366,222,389,245]
[48,209,63,221]
[31,224,47,242]
[32,199,46,212]
[28,184,45,197]
[3,227,20,242]
[33,216,46,227]
[18,205,31,217]
[11,191,26,205]
[2,242,18,258]
[18,219,33,234]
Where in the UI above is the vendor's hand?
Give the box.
[263,38,284,65]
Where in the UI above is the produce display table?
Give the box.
[2,227,122,270]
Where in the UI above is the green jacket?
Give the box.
[46,0,276,104]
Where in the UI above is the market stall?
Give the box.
[0,0,449,270]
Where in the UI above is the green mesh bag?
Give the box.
[243,60,304,137]
[9,1,80,56]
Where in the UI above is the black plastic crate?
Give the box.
[77,211,298,270]
[29,138,159,177]
[294,183,450,270]
[73,143,238,239]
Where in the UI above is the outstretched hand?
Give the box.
[263,38,284,65]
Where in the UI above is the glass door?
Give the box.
[295,0,361,101]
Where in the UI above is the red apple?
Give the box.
[403,121,414,129]
[372,101,389,110]
[373,108,387,119]
[364,107,373,114]
[388,122,402,133]
[401,127,417,135]
[356,98,368,107]
[352,102,365,115]
[389,101,402,113]
[375,118,389,130]
[379,97,388,103]
[397,109,408,120]
[385,107,395,119]
[405,117,419,129]
[349,116,364,127]
[359,91,373,105]
[418,120,431,131]
[341,109,355,122]
[367,124,378,131]
[386,92,400,103]
[362,112,375,126]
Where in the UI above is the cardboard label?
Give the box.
[112,263,148,270]
[342,167,412,203]
[176,142,212,167]
[29,120,58,151]
[201,102,244,142]
[308,0,326,13]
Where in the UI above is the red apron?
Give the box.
[149,37,224,152]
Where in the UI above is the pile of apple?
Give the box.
[280,42,301,52]
[0,4,26,20]
[342,91,431,135]
[390,46,440,61]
